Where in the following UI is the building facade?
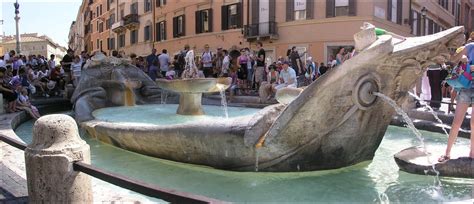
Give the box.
[71,0,472,64]
[1,33,67,61]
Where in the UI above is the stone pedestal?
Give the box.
[25,114,92,203]
[177,93,204,115]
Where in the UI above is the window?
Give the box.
[387,0,402,24]
[335,0,349,16]
[99,22,103,32]
[222,3,242,30]
[411,10,419,36]
[438,0,448,10]
[96,6,99,17]
[100,5,103,15]
[96,39,99,49]
[120,9,124,19]
[131,2,138,14]
[107,37,115,50]
[144,25,151,41]
[144,0,151,12]
[196,9,212,34]
[156,21,166,41]
[295,10,306,20]
[100,40,103,51]
[156,0,166,7]
[294,0,307,20]
[452,0,455,15]
[109,13,116,26]
[96,21,99,32]
[173,15,185,37]
[130,29,138,44]
[119,34,125,47]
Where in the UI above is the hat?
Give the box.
[282,61,290,65]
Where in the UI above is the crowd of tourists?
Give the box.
[136,42,339,100]
[0,49,84,118]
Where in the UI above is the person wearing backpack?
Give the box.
[439,35,474,163]
[201,44,214,78]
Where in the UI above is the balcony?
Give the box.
[111,21,126,33]
[244,21,278,40]
[123,14,140,30]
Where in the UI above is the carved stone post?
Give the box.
[25,114,92,203]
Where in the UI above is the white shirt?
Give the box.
[18,94,28,103]
[72,62,82,77]
[48,60,56,71]
[158,54,170,72]
[39,70,49,78]
[0,59,5,68]
[280,67,297,86]
[202,51,213,68]
[3,53,11,64]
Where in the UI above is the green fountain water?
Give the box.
[15,120,473,203]
[92,104,259,125]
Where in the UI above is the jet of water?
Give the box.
[408,92,449,137]
[374,92,443,191]
[217,84,229,119]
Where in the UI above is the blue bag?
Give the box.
[447,63,472,90]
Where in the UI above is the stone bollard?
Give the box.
[25,114,92,203]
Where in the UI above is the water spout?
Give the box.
[124,82,136,106]
[217,84,229,119]
[255,149,260,172]
[161,90,168,104]
[408,92,449,137]
[374,92,442,188]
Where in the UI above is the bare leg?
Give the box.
[444,102,469,158]
[449,90,457,113]
[471,106,474,158]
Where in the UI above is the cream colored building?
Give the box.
[1,33,66,60]
[73,0,470,63]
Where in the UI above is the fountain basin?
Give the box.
[156,78,232,115]
[83,104,270,170]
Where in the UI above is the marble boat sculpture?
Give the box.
[75,23,465,172]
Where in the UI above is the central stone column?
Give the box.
[177,93,204,115]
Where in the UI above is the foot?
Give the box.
[438,155,450,163]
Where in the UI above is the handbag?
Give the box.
[446,63,472,90]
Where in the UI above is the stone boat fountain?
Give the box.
[74,23,466,173]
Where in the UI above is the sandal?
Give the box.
[438,155,450,163]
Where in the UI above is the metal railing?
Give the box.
[0,134,221,204]
[123,14,139,26]
[244,21,278,38]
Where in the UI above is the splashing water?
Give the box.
[374,92,443,193]
[217,84,229,118]
[408,92,449,137]
[124,86,136,106]
[255,149,260,172]
[160,90,168,104]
